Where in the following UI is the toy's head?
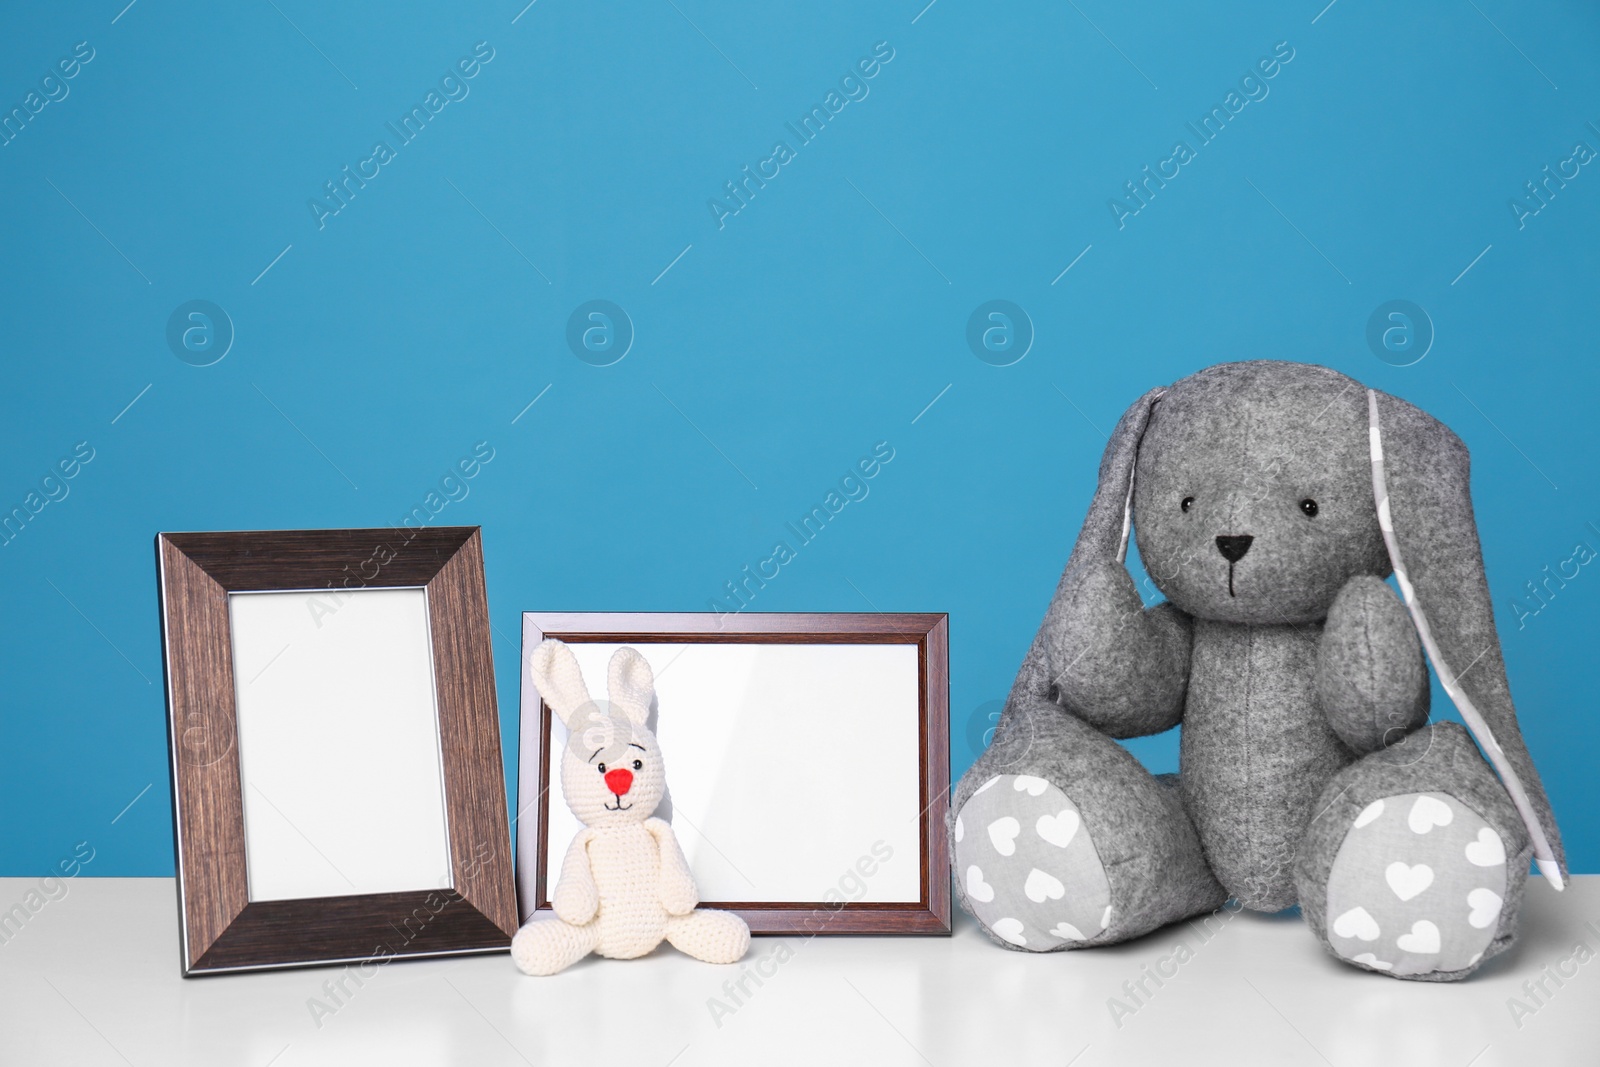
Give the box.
[1061,360,1563,882]
[527,639,666,829]
[1130,361,1391,625]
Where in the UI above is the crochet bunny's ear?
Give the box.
[607,646,654,726]
[1367,389,1566,889]
[528,638,593,729]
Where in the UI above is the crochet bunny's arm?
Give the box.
[1315,574,1430,754]
[551,828,599,925]
[1040,557,1193,738]
[644,817,699,916]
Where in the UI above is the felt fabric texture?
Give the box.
[512,640,750,976]
[950,698,1227,951]
[1042,561,1193,739]
[1181,618,1356,910]
[1371,390,1564,877]
[1295,722,1530,982]
[955,775,1113,949]
[1322,791,1507,976]
[1133,364,1390,627]
[952,360,1561,981]
[997,387,1182,737]
[1316,575,1430,754]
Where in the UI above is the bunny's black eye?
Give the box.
[1180,496,1195,513]
[632,759,643,770]
[596,763,606,774]
[1299,498,1318,518]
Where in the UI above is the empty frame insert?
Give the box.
[517,612,950,935]
[157,527,517,975]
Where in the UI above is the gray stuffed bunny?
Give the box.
[952,360,1564,981]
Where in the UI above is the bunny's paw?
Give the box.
[661,880,698,916]
[666,909,749,965]
[1322,792,1510,979]
[511,918,597,976]
[552,880,599,926]
[953,774,1113,951]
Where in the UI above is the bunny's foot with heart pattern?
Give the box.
[1296,722,1532,981]
[954,773,1114,950]
[950,705,1227,951]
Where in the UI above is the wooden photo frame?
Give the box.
[156,527,517,975]
[516,612,950,935]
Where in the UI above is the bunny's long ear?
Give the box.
[999,385,1166,712]
[527,638,593,729]
[1066,386,1168,576]
[1368,389,1566,888]
[607,647,654,727]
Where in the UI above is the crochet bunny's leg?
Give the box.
[952,700,1226,952]
[664,909,750,964]
[510,917,599,976]
[1295,722,1530,981]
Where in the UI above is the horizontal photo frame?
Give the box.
[517,612,950,935]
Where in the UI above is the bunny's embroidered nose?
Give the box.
[604,768,634,796]
[1215,534,1254,563]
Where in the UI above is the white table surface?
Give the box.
[1,876,1595,1066]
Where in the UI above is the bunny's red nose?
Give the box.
[604,768,633,796]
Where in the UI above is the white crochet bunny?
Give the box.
[511,639,751,976]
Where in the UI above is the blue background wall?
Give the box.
[2,0,1597,876]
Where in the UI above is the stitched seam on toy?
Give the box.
[1243,623,1257,901]
[1357,596,1380,742]
[1241,400,1258,903]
